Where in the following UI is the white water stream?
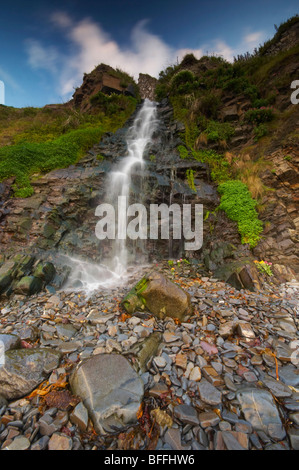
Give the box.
[64,99,158,292]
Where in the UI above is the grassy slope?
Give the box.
[154,16,299,248]
[0,94,137,197]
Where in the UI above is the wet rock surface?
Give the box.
[0,262,298,450]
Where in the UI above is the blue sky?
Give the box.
[0,0,298,108]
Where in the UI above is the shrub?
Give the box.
[177,145,189,159]
[254,123,268,141]
[204,120,235,143]
[217,180,263,247]
[180,53,198,67]
[89,92,137,115]
[171,70,195,94]
[192,149,232,183]
[252,98,270,108]
[244,107,275,124]
[186,168,196,191]
[199,93,220,119]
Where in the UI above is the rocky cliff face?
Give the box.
[138,73,158,101]
[70,63,137,112]
[0,99,264,296]
[0,19,298,297]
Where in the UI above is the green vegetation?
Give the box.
[186,168,196,192]
[258,14,299,56]
[89,92,137,115]
[0,94,138,197]
[0,127,103,197]
[244,107,275,124]
[177,145,189,159]
[254,260,273,276]
[152,18,299,250]
[203,120,235,143]
[217,180,263,247]
[254,123,268,141]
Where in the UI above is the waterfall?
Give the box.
[64,99,158,292]
[107,99,158,275]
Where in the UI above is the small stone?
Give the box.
[222,431,248,450]
[236,322,255,339]
[184,362,194,379]
[128,317,141,327]
[163,331,181,343]
[290,412,299,425]
[31,436,50,451]
[174,404,199,425]
[38,414,58,436]
[197,379,222,405]
[288,427,299,450]
[237,387,283,432]
[107,325,118,337]
[58,341,82,354]
[200,341,218,355]
[198,411,220,428]
[105,338,122,353]
[202,365,224,386]
[219,421,232,431]
[175,353,187,370]
[163,428,184,450]
[153,356,167,368]
[56,324,77,340]
[149,382,169,398]
[47,295,60,306]
[70,402,89,432]
[243,371,258,382]
[189,366,201,382]
[3,436,30,450]
[218,321,234,338]
[260,374,292,398]
[48,432,73,450]
[0,334,21,351]
[250,354,263,366]
[267,423,286,440]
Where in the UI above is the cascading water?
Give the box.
[108,99,158,275]
[64,99,158,293]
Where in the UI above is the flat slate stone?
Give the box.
[197,378,222,405]
[0,348,61,400]
[236,387,283,433]
[70,353,144,434]
[173,404,199,425]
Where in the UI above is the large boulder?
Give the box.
[13,276,43,296]
[213,260,261,291]
[33,261,56,284]
[236,387,285,437]
[0,348,61,400]
[122,271,191,321]
[70,354,144,434]
[0,333,21,352]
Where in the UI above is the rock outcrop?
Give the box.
[122,271,191,321]
[138,73,158,101]
[71,63,137,112]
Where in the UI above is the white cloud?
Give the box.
[26,13,178,99]
[25,39,59,74]
[208,40,236,62]
[25,12,266,100]
[0,65,23,92]
[243,31,264,47]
